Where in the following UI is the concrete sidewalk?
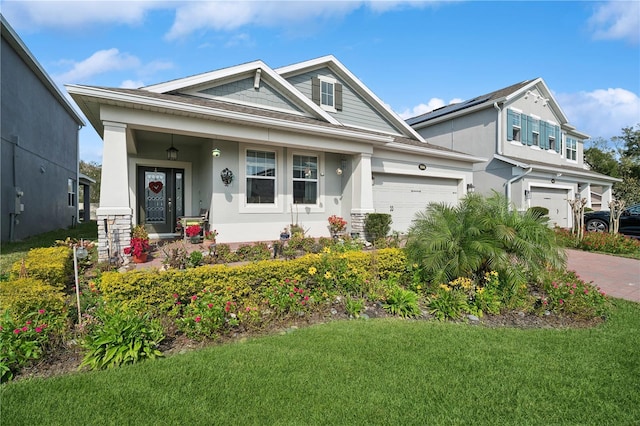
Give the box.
[566,249,640,302]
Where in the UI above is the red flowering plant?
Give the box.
[328,215,347,235]
[185,224,202,238]
[204,229,219,242]
[123,225,150,257]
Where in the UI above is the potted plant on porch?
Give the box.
[124,225,150,263]
[185,224,202,244]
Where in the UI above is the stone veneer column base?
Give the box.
[349,212,368,240]
[96,214,132,263]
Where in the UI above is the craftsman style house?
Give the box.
[1,16,86,242]
[67,56,484,261]
[407,78,619,228]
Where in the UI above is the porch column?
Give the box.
[350,153,375,237]
[601,185,614,209]
[96,121,132,263]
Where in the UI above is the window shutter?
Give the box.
[335,83,343,111]
[507,109,514,141]
[540,121,548,149]
[311,77,320,105]
[555,126,561,152]
[524,115,532,146]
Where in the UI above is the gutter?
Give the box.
[493,102,502,155]
[505,167,533,205]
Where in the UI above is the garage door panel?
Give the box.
[372,174,459,233]
[530,187,569,227]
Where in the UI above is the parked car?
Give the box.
[584,203,640,238]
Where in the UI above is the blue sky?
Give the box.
[2,0,639,164]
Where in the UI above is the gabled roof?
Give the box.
[407,78,574,134]
[66,84,483,163]
[495,154,621,183]
[276,55,425,141]
[1,15,85,126]
[142,59,340,125]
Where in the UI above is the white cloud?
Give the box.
[1,0,165,30]
[555,88,640,140]
[120,80,146,89]
[396,97,462,119]
[166,1,361,39]
[588,1,640,44]
[54,48,141,83]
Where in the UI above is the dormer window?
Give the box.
[312,76,343,112]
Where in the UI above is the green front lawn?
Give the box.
[2,299,638,425]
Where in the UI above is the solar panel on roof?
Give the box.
[406,95,493,125]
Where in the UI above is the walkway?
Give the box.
[566,249,640,302]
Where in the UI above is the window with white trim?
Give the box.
[531,119,540,147]
[566,137,577,161]
[68,178,76,207]
[292,154,318,204]
[321,80,334,108]
[246,150,276,204]
[508,109,521,142]
[548,136,556,151]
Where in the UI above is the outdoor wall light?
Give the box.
[336,158,347,175]
[212,148,221,158]
[166,134,179,161]
[220,168,234,186]
[524,189,531,200]
[466,183,475,193]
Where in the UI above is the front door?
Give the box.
[137,167,184,234]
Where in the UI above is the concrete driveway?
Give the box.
[566,249,640,302]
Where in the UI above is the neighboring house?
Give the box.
[1,16,85,242]
[66,55,484,261]
[407,78,620,228]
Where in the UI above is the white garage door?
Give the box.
[530,187,570,227]
[372,174,460,233]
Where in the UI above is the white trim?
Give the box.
[318,75,337,112]
[276,55,426,142]
[239,144,284,214]
[287,150,325,213]
[66,85,393,144]
[127,158,193,225]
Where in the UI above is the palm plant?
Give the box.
[405,192,565,288]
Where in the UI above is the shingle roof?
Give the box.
[93,86,472,157]
[406,79,536,126]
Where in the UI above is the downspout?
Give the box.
[506,167,533,206]
[493,102,503,155]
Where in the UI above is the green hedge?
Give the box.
[10,247,72,289]
[99,249,408,313]
[0,277,68,323]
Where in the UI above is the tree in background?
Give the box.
[79,161,101,204]
[585,124,640,206]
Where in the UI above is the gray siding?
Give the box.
[199,78,302,113]
[1,36,80,241]
[286,67,400,134]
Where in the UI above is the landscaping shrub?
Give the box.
[0,308,63,382]
[382,285,421,318]
[528,206,549,218]
[0,277,68,325]
[79,304,164,370]
[175,290,241,339]
[406,192,565,291]
[9,247,72,289]
[99,249,408,315]
[364,213,392,242]
[537,269,610,319]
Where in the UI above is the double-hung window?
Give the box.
[507,109,521,142]
[68,178,76,207]
[246,150,276,204]
[321,81,334,109]
[566,137,577,161]
[531,119,540,147]
[292,154,318,205]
